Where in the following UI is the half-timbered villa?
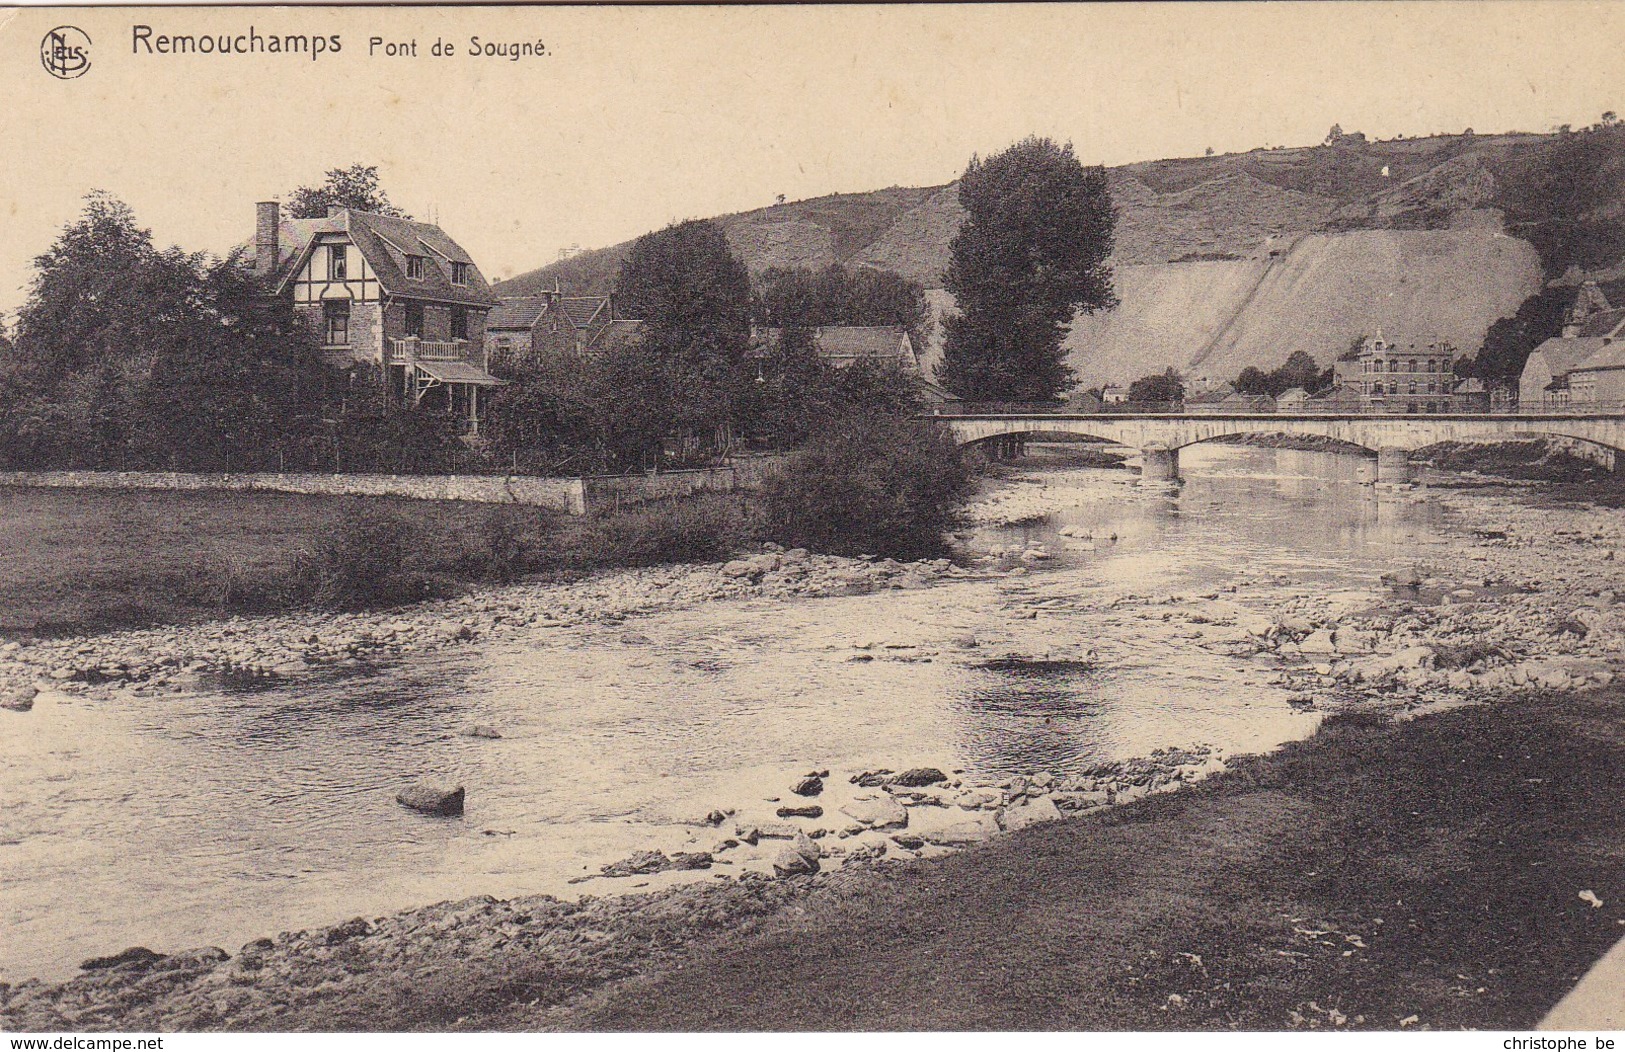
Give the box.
[250,201,503,432]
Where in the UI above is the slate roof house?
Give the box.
[1520,283,1625,409]
[249,201,502,432]
[749,325,959,404]
[486,285,645,366]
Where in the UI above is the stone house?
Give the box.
[1520,283,1625,409]
[1355,333,1458,414]
[250,201,502,431]
[749,325,957,405]
[1568,344,1625,407]
[485,286,644,366]
[1212,392,1277,414]
[1274,387,1311,411]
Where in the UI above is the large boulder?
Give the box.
[999,795,1063,832]
[923,814,1000,846]
[1298,629,1338,655]
[772,832,823,877]
[790,775,824,797]
[81,946,166,971]
[839,796,909,830]
[892,767,949,787]
[396,783,465,817]
[1,685,38,712]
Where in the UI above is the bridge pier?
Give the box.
[1376,446,1413,486]
[1139,444,1180,484]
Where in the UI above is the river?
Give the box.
[1,444,1461,982]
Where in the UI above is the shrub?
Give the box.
[472,505,556,584]
[575,496,754,570]
[297,508,445,609]
[762,414,976,561]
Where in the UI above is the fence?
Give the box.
[0,458,785,517]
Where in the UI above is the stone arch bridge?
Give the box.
[935,412,1625,482]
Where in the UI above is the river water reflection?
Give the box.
[1,444,1453,980]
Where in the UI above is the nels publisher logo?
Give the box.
[41,25,92,79]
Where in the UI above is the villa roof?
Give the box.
[251,208,497,308]
[487,297,553,331]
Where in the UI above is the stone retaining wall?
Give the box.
[0,458,785,516]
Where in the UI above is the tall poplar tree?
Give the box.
[938,137,1117,402]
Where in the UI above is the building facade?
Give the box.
[1355,334,1458,413]
[486,287,644,366]
[1520,283,1625,409]
[252,201,502,432]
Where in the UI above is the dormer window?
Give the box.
[450,262,470,286]
[406,255,426,280]
[328,245,348,281]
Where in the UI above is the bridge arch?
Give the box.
[934,412,1625,483]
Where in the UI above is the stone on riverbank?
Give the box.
[80,947,166,972]
[790,775,824,797]
[772,833,823,877]
[839,796,909,830]
[923,814,1000,847]
[777,805,824,819]
[999,796,1063,831]
[396,784,465,817]
[892,767,949,787]
[1,685,38,712]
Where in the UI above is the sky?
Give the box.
[2,1,1623,318]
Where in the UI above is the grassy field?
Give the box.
[0,486,749,638]
[548,692,1625,1032]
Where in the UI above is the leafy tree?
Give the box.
[1466,286,1575,381]
[2,192,333,471]
[486,342,677,475]
[763,414,975,561]
[1127,367,1183,405]
[285,164,410,219]
[938,136,1116,402]
[614,219,753,443]
[1270,349,1326,394]
[1233,366,1270,395]
[752,264,927,332]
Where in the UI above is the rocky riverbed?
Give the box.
[0,548,971,708]
[4,460,1624,1030]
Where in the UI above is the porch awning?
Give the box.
[413,361,507,386]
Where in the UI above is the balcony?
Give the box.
[388,337,473,364]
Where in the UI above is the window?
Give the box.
[328,245,348,281]
[323,301,350,347]
[404,303,424,338]
[450,261,470,286]
[451,307,468,340]
[406,255,426,280]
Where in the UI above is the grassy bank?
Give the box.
[0,486,752,638]
[553,692,1623,1032]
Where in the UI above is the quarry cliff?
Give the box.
[496,131,1564,386]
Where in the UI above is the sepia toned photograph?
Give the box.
[1,1,1623,1037]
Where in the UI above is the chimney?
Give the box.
[254,201,279,279]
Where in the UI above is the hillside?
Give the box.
[494,127,1613,386]
[1059,230,1543,386]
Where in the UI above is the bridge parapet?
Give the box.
[934,412,1625,479]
